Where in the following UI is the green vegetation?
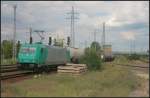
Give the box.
[79,41,102,70]
[127,53,140,60]
[1,58,17,65]
[1,40,13,59]
[139,56,149,63]
[123,53,149,63]
[138,54,149,63]
[114,53,149,64]
[1,40,20,65]
[113,55,130,65]
[90,41,101,51]
[4,63,138,97]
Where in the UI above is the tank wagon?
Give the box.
[17,42,70,70]
[101,44,114,61]
[67,47,84,63]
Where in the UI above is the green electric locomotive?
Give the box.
[17,42,70,70]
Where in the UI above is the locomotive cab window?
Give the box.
[21,47,36,53]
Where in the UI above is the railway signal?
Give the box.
[16,40,21,57]
[49,37,52,45]
[29,27,33,44]
[67,36,70,46]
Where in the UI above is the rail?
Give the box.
[0,64,33,80]
[115,63,149,69]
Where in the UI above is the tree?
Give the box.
[90,41,102,58]
[1,40,13,59]
[79,42,102,70]
[90,41,101,51]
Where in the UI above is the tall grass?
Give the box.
[1,58,17,65]
[6,62,138,97]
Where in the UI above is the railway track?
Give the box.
[1,64,33,80]
[114,63,149,74]
[0,64,58,80]
[116,63,149,69]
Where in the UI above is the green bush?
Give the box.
[80,47,102,70]
[127,53,140,60]
[1,58,17,65]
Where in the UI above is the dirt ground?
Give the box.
[1,60,149,97]
[129,62,149,97]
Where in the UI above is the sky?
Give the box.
[1,1,149,52]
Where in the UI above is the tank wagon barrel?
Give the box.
[102,44,114,61]
[67,47,84,63]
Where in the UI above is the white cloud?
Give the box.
[120,32,135,41]
[1,1,149,51]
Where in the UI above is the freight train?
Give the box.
[17,42,114,71]
[17,42,84,71]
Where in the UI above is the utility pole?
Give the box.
[94,30,96,42]
[66,6,79,47]
[130,40,133,55]
[13,5,17,59]
[84,40,87,48]
[133,40,135,53]
[102,22,105,50]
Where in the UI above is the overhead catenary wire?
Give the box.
[2,3,147,7]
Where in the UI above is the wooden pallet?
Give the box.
[57,64,87,75]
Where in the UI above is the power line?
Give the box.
[34,30,45,42]
[2,3,146,7]
[66,6,79,47]
[93,29,99,42]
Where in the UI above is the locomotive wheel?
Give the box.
[17,64,23,70]
[45,66,50,73]
[17,64,28,70]
[33,65,39,73]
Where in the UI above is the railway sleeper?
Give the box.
[1,68,19,73]
[1,72,32,80]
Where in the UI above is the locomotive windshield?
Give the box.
[21,47,36,53]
